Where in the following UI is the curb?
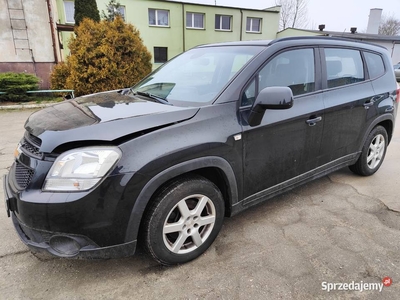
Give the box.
[0,103,57,110]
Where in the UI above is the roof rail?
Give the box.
[267,36,387,50]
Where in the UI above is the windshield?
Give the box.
[132,46,264,106]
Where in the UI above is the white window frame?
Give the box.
[149,9,170,27]
[186,12,205,29]
[215,15,232,31]
[63,1,75,24]
[246,17,262,33]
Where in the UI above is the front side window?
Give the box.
[325,48,365,88]
[364,52,385,79]
[64,1,75,24]
[132,46,264,106]
[246,17,261,33]
[186,12,204,29]
[149,9,169,26]
[215,15,231,30]
[242,48,315,106]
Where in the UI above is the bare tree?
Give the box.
[379,14,400,36]
[276,0,309,30]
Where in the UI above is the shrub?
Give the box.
[50,62,71,90]
[50,17,152,97]
[0,72,40,102]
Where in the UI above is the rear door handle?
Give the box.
[364,100,374,109]
[306,116,322,126]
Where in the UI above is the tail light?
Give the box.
[397,82,400,103]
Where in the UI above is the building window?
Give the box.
[106,5,126,21]
[186,12,204,29]
[154,47,168,63]
[64,1,75,24]
[246,17,261,33]
[215,15,231,31]
[118,6,126,21]
[149,9,169,26]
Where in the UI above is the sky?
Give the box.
[171,0,400,32]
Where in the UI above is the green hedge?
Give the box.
[0,72,40,102]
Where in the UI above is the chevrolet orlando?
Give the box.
[3,37,399,265]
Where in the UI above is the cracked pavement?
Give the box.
[0,109,399,299]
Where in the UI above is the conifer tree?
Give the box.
[74,0,100,26]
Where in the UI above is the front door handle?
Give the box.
[364,100,374,109]
[306,116,322,126]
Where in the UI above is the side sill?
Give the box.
[230,153,359,216]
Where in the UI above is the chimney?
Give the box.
[318,24,325,31]
[350,27,357,34]
[366,8,382,34]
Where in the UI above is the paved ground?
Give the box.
[0,109,399,300]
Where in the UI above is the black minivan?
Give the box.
[3,37,399,265]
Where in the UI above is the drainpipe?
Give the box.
[240,9,243,41]
[46,0,58,63]
[182,3,186,52]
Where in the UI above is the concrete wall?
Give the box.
[0,0,59,88]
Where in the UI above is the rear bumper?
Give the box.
[11,213,137,259]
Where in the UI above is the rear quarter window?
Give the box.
[364,52,385,79]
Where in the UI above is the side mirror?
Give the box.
[248,86,293,127]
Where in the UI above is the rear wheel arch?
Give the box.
[378,119,393,144]
[359,114,393,152]
[124,156,238,243]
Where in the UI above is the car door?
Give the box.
[240,47,325,200]
[319,47,376,164]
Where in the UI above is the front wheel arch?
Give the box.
[124,156,238,244]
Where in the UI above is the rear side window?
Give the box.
[324,48,365,88]
[364,52,385,79]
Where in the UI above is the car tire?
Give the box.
[142,175,225,265]
[349,125,388,176]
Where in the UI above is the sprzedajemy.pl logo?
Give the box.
[322,277,392,293]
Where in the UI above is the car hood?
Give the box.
[25,91,199,153]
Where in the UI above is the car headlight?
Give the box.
[43,147,122,192]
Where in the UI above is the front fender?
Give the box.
[124,156,238,243]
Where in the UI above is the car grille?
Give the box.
[14,161,35,189]
[21,131,42,158]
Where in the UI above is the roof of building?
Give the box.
[278,28,400,43]
[162,0,280,13]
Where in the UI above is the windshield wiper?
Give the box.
[134,91,171,105]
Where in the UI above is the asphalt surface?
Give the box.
[0,109,399,300]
